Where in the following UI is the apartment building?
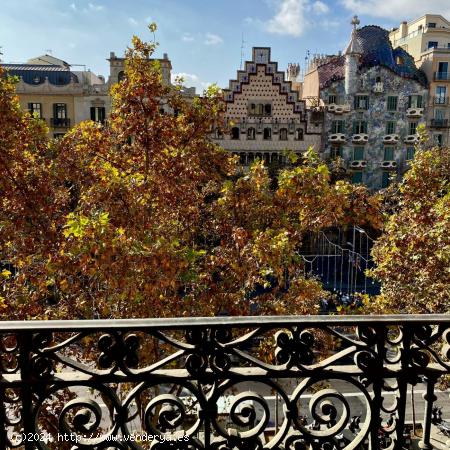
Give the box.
[390,15,450,145]
[1,54,109,138]
[1,52,195,137]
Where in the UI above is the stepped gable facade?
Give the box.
[214,47,322,166]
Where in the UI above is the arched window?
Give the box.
[295,128,304,141]
[247,127,256,140]
[279,128,288,141]
[264,104,272,116]
[263,127,272,140]
[118,71,125,82]
[239,153,247,165]
[231,127,240,140]
[248,153,255,163]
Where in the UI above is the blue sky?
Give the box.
[1,0,449,92]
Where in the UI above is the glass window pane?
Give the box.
[353,147,364,160]
[352,171,363,184]
[384,147,394,160]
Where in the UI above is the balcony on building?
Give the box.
[328,133,346,144]
[381,160,397,170]
[433,96,449,105]
[430,118,449,128]
[434,72,450,81]
[406,107,424,118]
[351,133,369,144]
[50,118,71,128]
[2,314,450,449]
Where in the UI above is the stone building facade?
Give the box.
[1,52,195,138]
[303,18,429,189]
[213,47,322,165]
[1,55,109,138]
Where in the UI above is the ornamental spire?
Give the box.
[344,15,363,56]
[351,15,360,30]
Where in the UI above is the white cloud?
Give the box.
[266,0,309,37]
[204,33,223,45]
[171,72,213,92]
[340,0,450,19]
[182,33,195,42]
[312,1,329,14]
[128,17,139,26]
[321,18,341,28]
[87,2,104,11]
[69,3,77,11]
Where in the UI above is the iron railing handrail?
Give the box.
[1,313,450,331]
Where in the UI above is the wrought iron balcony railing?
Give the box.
[430,118,449,128]
[2,315,450,449]
[50,117,71,128]
[434,72,450,81]
[433,96,448,105]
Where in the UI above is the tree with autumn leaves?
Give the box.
[8,25,446,321]
[370,143,450,314]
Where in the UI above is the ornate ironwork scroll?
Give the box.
[1,315,450,449]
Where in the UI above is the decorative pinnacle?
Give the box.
[351,15,360,30]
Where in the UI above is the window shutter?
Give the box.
[99,107,105,123]
[352,121,357,134]
[417,96,422,108]
[90,107,96,121]
[53,104,58,118]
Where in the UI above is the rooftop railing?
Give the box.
[2,315,450,449]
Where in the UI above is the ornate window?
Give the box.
[384,147,394,161]
[353,147,364,160]
[408,122,418,135]
[387,96,398,111]
[279,128,288,140]
[331,120,345,134]
[352,121,367,134]
[295,128,304,141]
[385,121,396,134]
[352,171,363,184]
[247,128,256,140]
[263,127,272,140]
[28,103,42,118]
[354,95,369,110]
[381,171,391,188]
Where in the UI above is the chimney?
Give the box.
[399,21,408,38]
